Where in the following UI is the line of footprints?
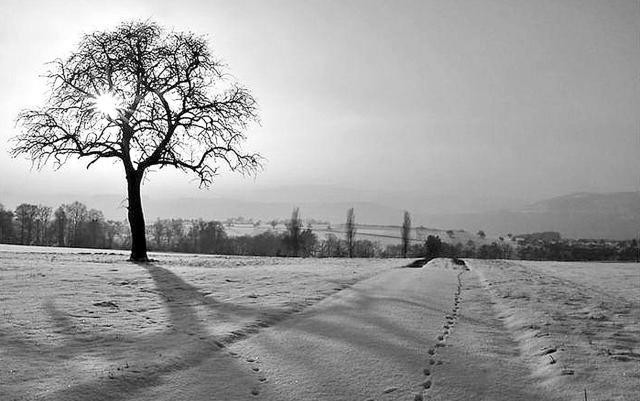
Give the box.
[224,351,267,397]
[235,266,469,399]
[414,269,467,401]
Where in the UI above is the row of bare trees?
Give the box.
[0,202,126,248]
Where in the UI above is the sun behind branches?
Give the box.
[91,92,119,119]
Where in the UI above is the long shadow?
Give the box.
[236,268,503,397]
[6,261,379,400]
[241,285,448,397]
[4,263,292,400]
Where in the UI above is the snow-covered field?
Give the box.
[465,259,640,401]
[0,245,408,400]
[1,245,638,400]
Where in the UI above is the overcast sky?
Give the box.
[0,0,638,212]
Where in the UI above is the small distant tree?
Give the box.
[477,230,486,239]
[345,208,356,258]
[12,21,261,261]
[284,207,302,256]
[401,211,411,258]
[425,235,443,259]
[299,227,318,257]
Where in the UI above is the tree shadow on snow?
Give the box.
[5,262,292,401]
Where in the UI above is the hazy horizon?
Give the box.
[1,0,638,217]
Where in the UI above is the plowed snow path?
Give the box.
[225,261,465,400]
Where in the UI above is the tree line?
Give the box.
[0,202,126,249]
[0,202,411,257]
[0,201,637,261]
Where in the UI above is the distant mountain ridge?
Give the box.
[426,192,640,240]
[524,192,640,216]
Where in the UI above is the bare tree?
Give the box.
[401,210,411,258]
[64,201,88,247]
[152,219,165,249]
[12,21,261,261]
[53,206,67,246]
[34,205,52,245]
[345,207,356,258]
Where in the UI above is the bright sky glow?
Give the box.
[0,0,638,214]
[92,93,119,119]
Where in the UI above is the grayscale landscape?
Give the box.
[0,1,638,400]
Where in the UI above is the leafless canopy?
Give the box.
[12,21,261,186]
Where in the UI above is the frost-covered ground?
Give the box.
[0,245,409,400]
[1,246,638,400]
[462,259,640,401]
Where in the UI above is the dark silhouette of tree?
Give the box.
[86,209,105,248]
[196,220,227,254]
[284,207,302,256]
[425,235,443,259]
[0,205,15,244]
[477,230,486,239]
[345,207,356,258]
[12,21,261,261]
[15,204,38,244]
[401,210,411,258]
[299,227,318,257]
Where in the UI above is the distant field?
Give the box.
[225,223,485,247]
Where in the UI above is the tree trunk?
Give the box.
[126,171,149,261]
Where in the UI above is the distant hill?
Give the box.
[426,192,640,240]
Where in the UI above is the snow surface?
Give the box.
[1,246,638,400]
